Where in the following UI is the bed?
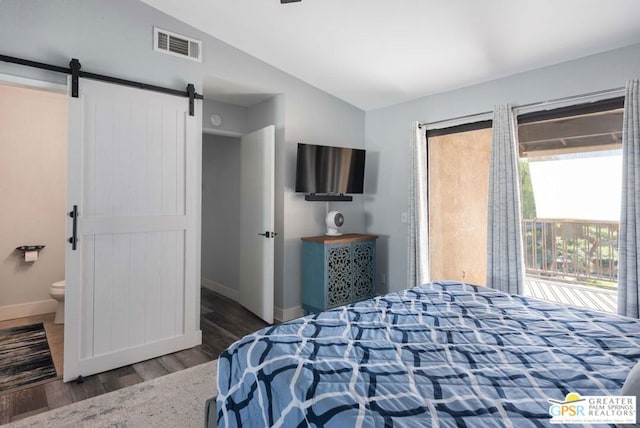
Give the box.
[215,281,640,427]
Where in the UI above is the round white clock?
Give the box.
[210,114,222,127]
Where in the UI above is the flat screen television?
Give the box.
[295,143,366,194]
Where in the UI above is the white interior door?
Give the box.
[64,78,202,382]
[239,125,275,324]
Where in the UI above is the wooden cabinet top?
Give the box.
[301,233,378,244]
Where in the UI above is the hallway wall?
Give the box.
[201,134,241,296]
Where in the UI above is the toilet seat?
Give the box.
[51,280,65,289]
[50,280,65,324]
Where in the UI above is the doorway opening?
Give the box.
[200,121,276,325]
[201,133,242,299]
[0,80,67,383]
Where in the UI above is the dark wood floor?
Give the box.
[0,287,268,424]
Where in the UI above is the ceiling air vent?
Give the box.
[153,27,202,63]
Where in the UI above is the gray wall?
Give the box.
[201,134,241,291]
[203,99,248,136]
[0,0,366,315]
[365,42,640,294]
[281,91,366,309]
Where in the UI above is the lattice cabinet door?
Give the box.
[351,241,376,301]
[301,234,378,314]
[326,244,353,308]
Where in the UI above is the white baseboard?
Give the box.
[201,277,239,301]
[0,299,58,321]
[274,305,304,323]
[200,277,303,323]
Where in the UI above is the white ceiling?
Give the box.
[140,0,640,111]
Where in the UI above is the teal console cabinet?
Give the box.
[301,234,378,314]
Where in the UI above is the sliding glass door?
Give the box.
[426,98,623,311]
[517,100,623,313]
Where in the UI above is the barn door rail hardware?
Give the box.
[0,53,203,116]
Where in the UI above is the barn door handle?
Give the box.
[68,205,78,250]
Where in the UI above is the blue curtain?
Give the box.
[618,79,640,318]
[486,104,524,294]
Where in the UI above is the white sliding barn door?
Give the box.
[64,78,201,382]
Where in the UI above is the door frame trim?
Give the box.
[0,72,67,94]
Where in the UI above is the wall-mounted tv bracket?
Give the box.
[304,194,353,202]
[0,53,204,116]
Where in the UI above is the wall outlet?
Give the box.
[401,212,407,223]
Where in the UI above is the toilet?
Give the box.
[49,280,65,324]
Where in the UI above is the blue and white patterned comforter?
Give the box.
[216,281,640,427]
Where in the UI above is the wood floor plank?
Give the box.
[200,288,219,315]
[10,385,48,419]
[10,406,49,422]
[2,287,262,416]
[116,372,144,389]
[97,365,136,384]
[0,314,53,330]
[202,302,268,338]
[157,354,187,374]
[174,347,210,368]
[43,321,64,377]
[201,318,240,358]
[132,359,169,382]
[0,393,11,424]
[68,375,107,402]
[98,366,138,392]
[44,379,74,410]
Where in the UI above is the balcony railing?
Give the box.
[522,219,619,282]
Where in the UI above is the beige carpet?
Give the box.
[7,360,218,428]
